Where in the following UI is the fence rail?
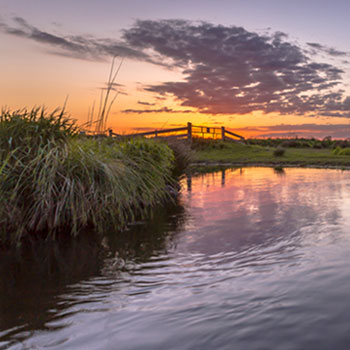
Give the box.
[109,122,244,141]
[120,126,188,138]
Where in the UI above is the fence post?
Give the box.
[155,130,158,138]
[187,122,192,143]
[108,129,113,137]
[221,126,225,141]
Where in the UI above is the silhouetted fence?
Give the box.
[109,122,244,142]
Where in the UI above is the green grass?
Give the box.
[193,140,350,167]
[246,136,349,149]
[0,109,182,245]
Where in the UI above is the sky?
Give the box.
[1,0,350,138]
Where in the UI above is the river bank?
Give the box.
[193,139,350,168]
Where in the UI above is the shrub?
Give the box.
[273,147,285,157]
[333,146,342,155]
[274,166,285,175]
[338,148,350,156]
[281,140,298,148]
[333,140,350,149]
[322,136,332,148]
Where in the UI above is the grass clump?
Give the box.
[0,108,77,152]
[191,137,228,151]
[0,109,177,245]
[332,146,342,155]
[165,139,193,176]
[273,147,285,157]
[337,148,350,156]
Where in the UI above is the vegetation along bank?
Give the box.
[0,109,189,246]
[192,137,350,168]
[3,109,350,245]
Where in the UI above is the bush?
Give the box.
[273,147,285,157]
[333,140,350,149]
[333,146,342,155]
[274,166,285,175]
[338,148,350,156]
[281,140,298,148]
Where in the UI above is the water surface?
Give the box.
[2,167,350,349]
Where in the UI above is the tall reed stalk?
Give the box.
[82,57,123,134]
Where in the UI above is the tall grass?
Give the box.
[83,56,123,134]
[0,108,77,151]
[163,138,193,176]
[0,109,177,245]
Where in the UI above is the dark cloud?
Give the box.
[99,82,127,94]
[246,123,350,132]
[137,101,156,106]
[236,123,350,138]
[129,127,156,132]
[0,16,149,61]
[122,107,193,114]
[2,17,350,118]
[307,42,349,57]
[129,123,187,132]
[122,20,350,118]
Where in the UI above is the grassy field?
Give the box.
[193,139,350,167]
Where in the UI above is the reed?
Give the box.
[0,109,177,245]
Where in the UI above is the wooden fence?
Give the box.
[109,122,244,142]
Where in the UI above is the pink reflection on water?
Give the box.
[178,167,350,255]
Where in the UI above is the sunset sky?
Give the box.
[1,0,350,138]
